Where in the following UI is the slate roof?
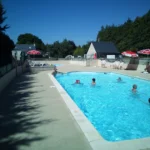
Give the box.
[14,44,36,51]
[92,42,120,54]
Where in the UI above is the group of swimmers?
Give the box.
[53,66,138,95]
[75,76,138,96]
[75,77,138,92]
[117,77,150,104]
[117,77,137,93]
[75,77,150,104]
[75,77,138,93]
[52,66,150,104]
[74,78,96,85]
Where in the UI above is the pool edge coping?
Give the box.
[48,73,150,150]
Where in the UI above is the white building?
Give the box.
[87,41,120,59]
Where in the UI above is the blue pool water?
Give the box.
[55,72,150,142]
[54,64,62,67]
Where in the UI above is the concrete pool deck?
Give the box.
[51,61,150,150]
[0,60,150,150]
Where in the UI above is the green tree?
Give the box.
[96,10,150,52]
[82,41,91,54]
[0,2,14,67]
[0,2,9,32]
[17,33,46,51]
[73,46,84,56]
[46,39,76,58]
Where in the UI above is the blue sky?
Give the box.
[2,0,150,46]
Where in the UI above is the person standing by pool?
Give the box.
[92,78,96,85]
[132,84,137,93]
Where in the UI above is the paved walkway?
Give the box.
[0,70,92,150]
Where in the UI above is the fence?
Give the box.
[69,57,149,71]
[0,57,28,78]
[0,64,15,78]
[29,57,58,61]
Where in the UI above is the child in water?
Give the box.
[132,84,137,93]
[75,80,80,84]
[72,80,83,85]
[117,77,122,82]
[92,78,96,85]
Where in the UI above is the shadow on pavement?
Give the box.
[0,73,55,150]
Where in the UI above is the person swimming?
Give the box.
[72,80,83,85]
[132,84,137,93]
[117,77,122,82]
[92,78,96,85]
[75,80,80,84]
[148,98,150,104]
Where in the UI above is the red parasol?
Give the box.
[27,50,41,55]
[137,49,150,55]
[121,51,138,57]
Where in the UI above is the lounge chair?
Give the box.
[125,57,139,70]
[111,61,120,69]
[119,62,125,69]
[101,60,106,68]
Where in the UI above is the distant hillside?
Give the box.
[96,10,150,52]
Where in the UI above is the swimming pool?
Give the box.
[54,64,62,67]
[55,72,150,142]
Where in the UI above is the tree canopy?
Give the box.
[96,10,150,52]
[46,39,76,58]
[0,2,9,32]
[17,33,45,51]
[0,2,14,67]
[73,42,91,57]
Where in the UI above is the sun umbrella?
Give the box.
[138,49,150,61]
[121,51,138,57]
[27,50,41,55]
[137,49,150,55]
